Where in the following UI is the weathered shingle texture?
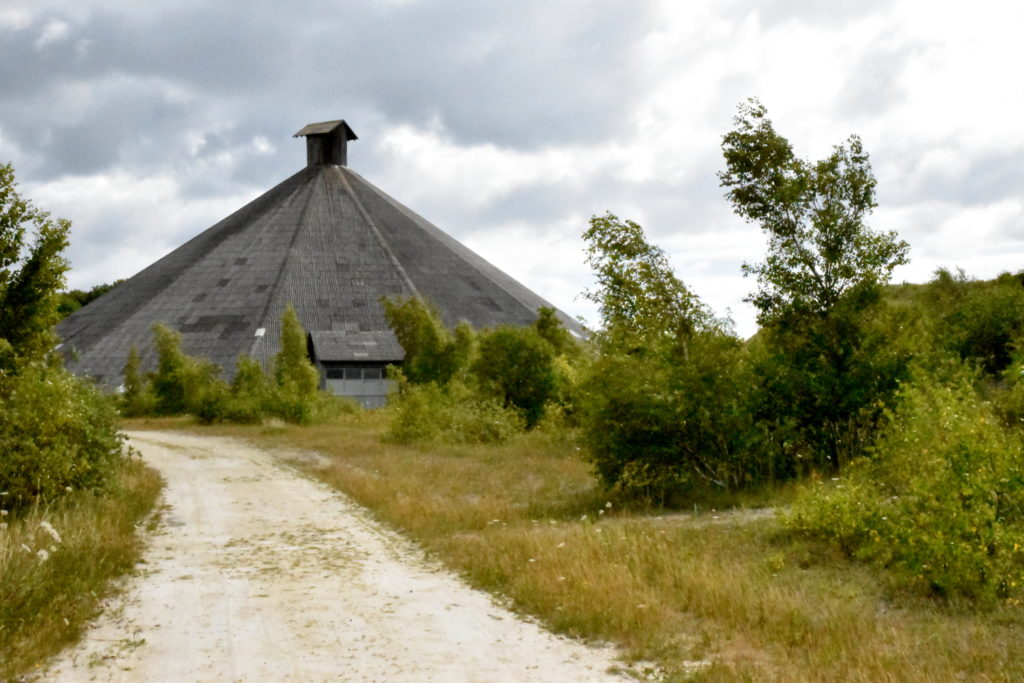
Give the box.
[57,163,581,386]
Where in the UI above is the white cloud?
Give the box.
[0,8,32,31]
[34,19,69,49]
[25,171,259,290]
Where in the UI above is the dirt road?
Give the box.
[42,431,626,682]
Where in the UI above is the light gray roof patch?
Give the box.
[309,329,405,363]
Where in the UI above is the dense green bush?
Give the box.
[787,368,1024,604]
[385,374,524,445]
[149,323,224,416]
[119,345,155,417]
[0,362,124,509]
[129,307,352,425]
[580,330,770,502]
[0,161,128,511]
[914,269,1024,377]
[472,325,556,428]
[382,296,474,385]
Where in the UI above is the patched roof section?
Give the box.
[308,329,405,363]
[293,120,358,139]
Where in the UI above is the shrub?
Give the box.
[119,345,155,417]
[472,325,556,428]
[786,369,1024,604]
[0,363,125,510]
[385,374,523,445]
[149,323,226,416]
[382,296,474,385]
[580,330,770,502]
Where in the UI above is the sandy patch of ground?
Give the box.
[41,431,628,682]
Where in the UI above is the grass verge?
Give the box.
[136,413,1024,681]
[0,457,163,680]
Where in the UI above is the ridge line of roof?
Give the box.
[247,169,321,357]
[331,166,421,303]
[57,166,318,354]
[342,167,557,324]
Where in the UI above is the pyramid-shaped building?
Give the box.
[58,120,582,404]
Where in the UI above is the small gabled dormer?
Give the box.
[293,119,358,167]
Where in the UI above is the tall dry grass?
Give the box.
[0,459,162,679]
[153,412,1024,681]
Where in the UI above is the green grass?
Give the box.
[133,412,1024,681]
[1,458,163,680]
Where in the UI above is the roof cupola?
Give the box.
[293,119,358,167]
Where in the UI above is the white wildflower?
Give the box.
[37,548,49,562]
[21,543,31,553]
[40,520,62,544]
[605,501,612,509]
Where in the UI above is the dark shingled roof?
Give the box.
[308,329,405,363]
[57,126,583,386]
[293,120,358,139]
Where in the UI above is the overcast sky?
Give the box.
[2,0,1023,337]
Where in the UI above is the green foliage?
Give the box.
[582,212,711,350]
[472,325,556,428]
[134,308,348,425]
[385,373,524,445]
[274,305,319,395]
[119,345,155,417]
[534,306,579,357]
[919,268,1024,376]
[0,162,126,511]
[0,363,125,510]
[719,98,909,322]
[753,292,913,473]
[149,323,225,417]
[0,163,70,374]
[580,330,770,502]
[55,279,123,318]
[222,355,274,423]
[269,305,328,424]
[382,296,473,385]
[577,210,770,500]
[787,368,1024,604]
[719,99,912,473]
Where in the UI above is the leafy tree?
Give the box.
[578,212,768,499]
[582,212,712,353]
[149,323,224,417]
[274,304,319,395]
[382,295,474,385]
[120,344,155,417]
[0,162,70,374]
[472,326,556,429]
[719,99,909,323]
[719,100,911,472]
[0,162,124,509]
[534,306,579,357]
[919,268,1024,376]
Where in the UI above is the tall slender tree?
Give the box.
[719,99,911,472]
